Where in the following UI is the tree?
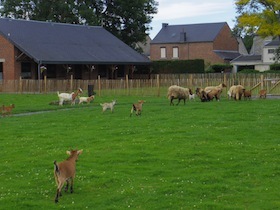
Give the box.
[235,0,280,37]
[0,0,158,51]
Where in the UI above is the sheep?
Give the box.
[243,90,252,100]
[1,104,15,117]
[78,95,95,104]
[195,87,209,102]
[204,83,226,101]
[54,149,83,203]
[57,88,83,106]
[230,85,245,100]
[167,85,192,105]
[100,100,117,113]
[205,89,223,101]
[259,89,267,99]
[130,100,145,117]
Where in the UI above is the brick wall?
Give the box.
[0,35,16,80]
[150,24,238,65]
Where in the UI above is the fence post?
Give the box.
[70,74,73,90]
[126,74,129,95]
[19,76,22,93]
[98,75,101,96]
[44,75,47,93]
[261,74,264,89]
[157,74,160,97]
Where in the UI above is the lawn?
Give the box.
[0,93,280,209]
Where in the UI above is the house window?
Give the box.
[268,49,275,54]
[173,47,179,58]
[160,47,166,58]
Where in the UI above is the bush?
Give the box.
[151,59,204,74]
[270,63,280,71]
[208,64,233,73]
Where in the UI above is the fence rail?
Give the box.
[1,73,280,96]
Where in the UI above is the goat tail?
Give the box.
[57,91,60,96]
[54,160,59,174]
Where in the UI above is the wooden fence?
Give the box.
[1,73,280,97]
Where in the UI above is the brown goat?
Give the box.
[54,149,83,203]
[259,89,267,99]
[130,100,145,116]
[243,90,252,100]
[1,104,15,117]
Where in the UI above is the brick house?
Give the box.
[0,18,150,81]
[150,22,240,65]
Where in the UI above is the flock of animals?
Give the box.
[0,83,269,118]
[56,88,145,117]
[167,83,267,105]
[0,84,271,203]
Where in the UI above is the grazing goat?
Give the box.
[130,100,145,116]
[54,149,83,203]
[243,90,252,100]
[189,93,195,101]
[1,104,15,117]
[259,89,267,99]
[78,95,95,104]
[57,88,83,106]
[100,100,117,113]
[167,85,192,105]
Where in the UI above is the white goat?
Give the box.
[100,100,117,113]
[57,88,83,106]
[79,95,95,104]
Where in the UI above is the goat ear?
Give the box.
[66,151,71,155]
[78,149,83,155]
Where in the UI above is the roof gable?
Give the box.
[151,22,227,44]
[0,18,150,64]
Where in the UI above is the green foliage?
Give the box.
[206,64,233,73]
[238,69,258,73]
[151,59,204,74]
[1,94,280,209]
[235,0,280,37]
[0,0,158,50]
[270,63,280,71]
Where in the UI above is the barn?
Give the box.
[0,18,150,82]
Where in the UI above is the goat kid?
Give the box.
[54,149,83,203]
[130,100,145,117]
[79,95,95,104]
[100,100,117,113]
[1,104,15,117]
[57,88,83,106]
[259,89,267,99]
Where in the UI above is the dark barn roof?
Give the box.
[0,18,150,65]
[213,50,240,61]
[151,22,227,44]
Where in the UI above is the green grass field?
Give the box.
[0,93,280,209]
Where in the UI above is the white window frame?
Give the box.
[172,47,179,58]
[160,47,166,58]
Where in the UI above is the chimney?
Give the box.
[180,31,187,42]
[162,23,168,28]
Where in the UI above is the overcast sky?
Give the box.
[149,0,237,39]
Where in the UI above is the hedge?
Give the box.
[151,59,204,74]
